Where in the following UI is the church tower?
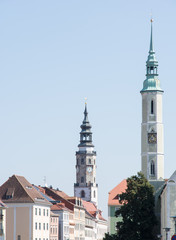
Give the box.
[74,103,98,206]
[141,20,164,181]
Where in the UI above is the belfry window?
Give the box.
[151,161,155,176]
[94,190,96,198]
[151,100,154,114]
[81,190,85,198]
[81,177,84,183]
[81,158,84,164]
[89,159,91,164]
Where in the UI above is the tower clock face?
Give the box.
[87,166,92,173]
[148,132,157,144]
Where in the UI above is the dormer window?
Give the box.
[5,188,14,199]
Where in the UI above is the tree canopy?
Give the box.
[104,172,157,240]
[116,172,157,240]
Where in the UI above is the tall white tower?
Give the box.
[74,103,98,206]
[141,20,164,181]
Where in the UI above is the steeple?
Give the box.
[140,19,164,181]
[141,19,163,92]
[149,19,154,53]
[78,103,94,148]
[74,103,98,205]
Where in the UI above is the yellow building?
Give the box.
[0,175,51,240]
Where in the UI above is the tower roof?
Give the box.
[141,19,163,93]
[78,103,94,148]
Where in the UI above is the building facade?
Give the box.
[0,175,51,240]
[108,180,126,234]
[0,200,6,240]
[50,212,59,240]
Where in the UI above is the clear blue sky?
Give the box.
[0,0,176,218]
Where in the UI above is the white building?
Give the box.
[0,200,7,240]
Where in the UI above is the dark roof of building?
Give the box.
[0,175,51,205]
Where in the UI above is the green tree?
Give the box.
[103,233,118,240]
[115,172,157,240]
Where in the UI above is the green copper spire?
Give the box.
[141,19,163,93]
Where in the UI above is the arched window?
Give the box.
[81,177,84,183]
[89,159,91,164]
[151,100,154,114]
[94,190,96,198]
[81,190,85,198]
[151,161,155,175]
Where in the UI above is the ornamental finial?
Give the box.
[85,97,87,105]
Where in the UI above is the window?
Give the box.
[89,159,91,164]
[81,177,84,183]
[17,235,21,240]
[81,190,85,198]
[35,222,37,230]
[43,223,45,230]
[94,190,96,198]
[39,223,41,230]
[47,223,49,230]
[81,158,84,164]
[47,209,49,216]
[151,161,155,175]
[39,208,41,216]
[35,208,37,215]
[151,100,154,114]
[43,209,45,216]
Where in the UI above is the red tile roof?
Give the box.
[51,203,71,212]
[108,179,127,206]
[82,200,107,222]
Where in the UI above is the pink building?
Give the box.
[50,212,59,240]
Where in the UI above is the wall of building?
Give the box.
[0,208,6,240]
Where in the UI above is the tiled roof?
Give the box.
[108,179,127,206]
[51,203,71,212]
[82,200,107,222]
[53,189,69,199]
[0,175,51,205]
[43,187,75,211]
[82,200,97,213]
